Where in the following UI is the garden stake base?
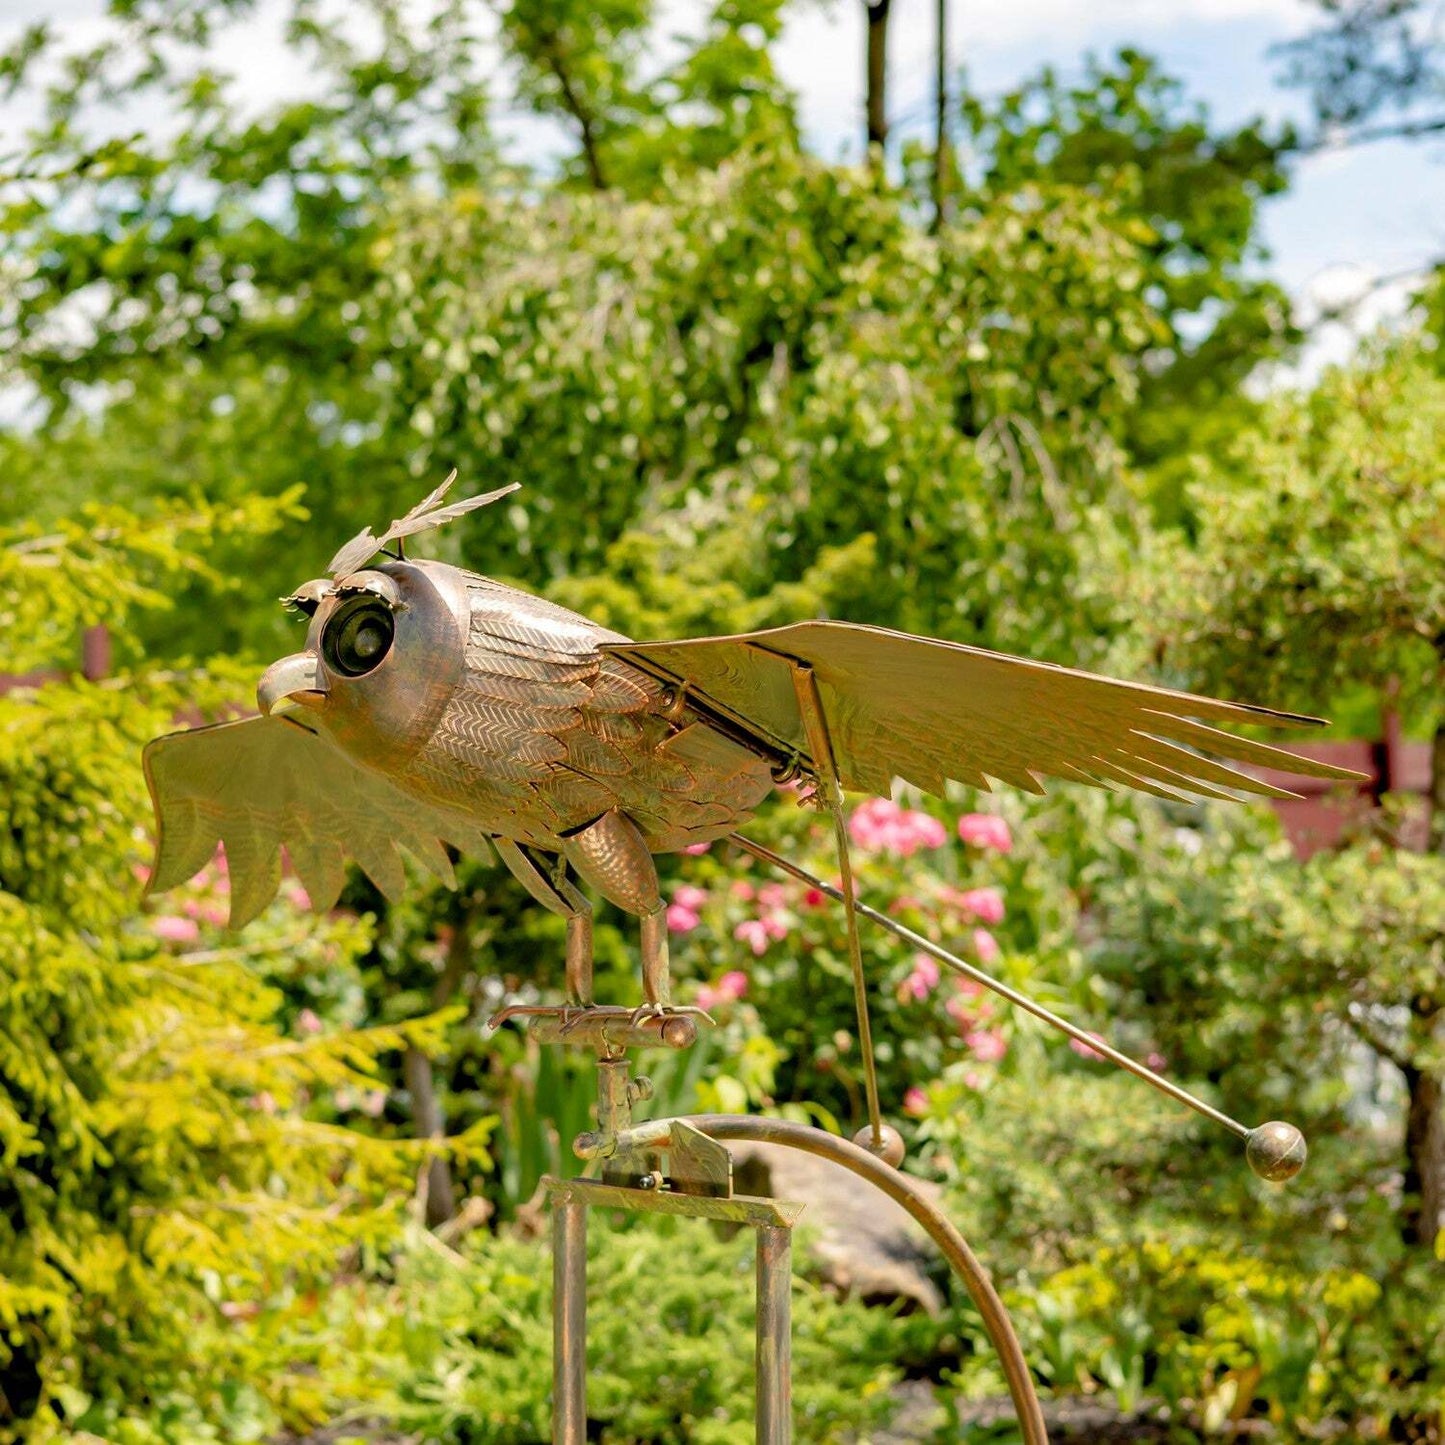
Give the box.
[493,1003,1049,1445]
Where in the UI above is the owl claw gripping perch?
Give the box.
[145,478,1364,1175]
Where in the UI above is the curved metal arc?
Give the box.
[649,1114,1050,1445]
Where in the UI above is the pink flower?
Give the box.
[803,888,827,909]
[152,915,200,943]
[957,813,1012,853]
[248,1091,278,1115]
[666,903,700,934]
[296,1008,322,1036]
[965,1029,1007,1063]
[716,970,747,1001]
[903,1086,929,1117]
[761,912,790,941]
[731,880,756,902]
[901,953,940,1001]
[972,928,1000,964]
[734,919,771,956]
[697,970,748,1011]
[1069,1032,1107,1062]
[758,883,788,909]
[682,841,711,855]
[954,887,1005,926]
[284,882,312,911]
[1146,1052,1167,1072]
[945,992,975,1026]
[673,885,709,912]
[358,1089,387,1117]
[131,862,152,884]
[848,797,948,857]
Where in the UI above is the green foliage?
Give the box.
[2,6,1437,1441]
[0,502,477,1442]
[1144,339,1445,718]
[332,1219,903,1443]
[951,49,1297,512]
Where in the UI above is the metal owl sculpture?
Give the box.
[145,478,1359,1172]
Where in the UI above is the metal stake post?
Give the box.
[552,1199,587,1445]
[755,1224,793,1444]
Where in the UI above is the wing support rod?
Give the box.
[730,833,1308,1181]
[786,663,886,1153]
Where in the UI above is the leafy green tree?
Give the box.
[1136,339,1445,1260]
[953,50,1297,510]
[0,500,472,1441]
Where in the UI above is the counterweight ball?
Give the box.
[1245,1120,1307,1181]
[852,1122,906,1168]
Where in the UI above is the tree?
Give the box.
[1139,338,1445,1254]
[0,499,476,1441]
[955,50,1298,510]
[1278,0,1445,148]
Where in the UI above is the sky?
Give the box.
[3,0,1442,374]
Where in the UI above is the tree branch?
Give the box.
[537,30,608,190]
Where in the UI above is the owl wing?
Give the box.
[606,621,1365,803]
[143,714,494,928]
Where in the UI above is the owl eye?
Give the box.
[322,597,396,677]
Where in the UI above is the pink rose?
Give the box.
[1069,1032,1107,1062]
[903,1086,929,1117]
[152,915,200,943]
[761,912,790,941]
[957,813,1012,853]
[901,953,940,1001]
[666,903,700,934]
[972,928,1000,964]
[673,885,709,912]
[1146,1052,1167,1072]
[849,797,948,857]
[965,1029,1007,1063]
[734,919,770,956]
[731,880,756,902]
[757,883,788,909]
[955,887,1005,925]
[716,970,748,1001]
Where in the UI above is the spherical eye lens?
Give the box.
[323,598,395,677]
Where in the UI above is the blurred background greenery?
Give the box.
[1,0,1443,1440]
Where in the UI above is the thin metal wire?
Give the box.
[731,833,1251,1140]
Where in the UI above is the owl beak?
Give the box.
[257,652,328,716]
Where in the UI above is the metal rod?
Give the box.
[755,1225,793,1444]
[680,1114,1050,1445]
[786,664,885,1147]
[552,1199,587,1445]
[731,833,1251,1140]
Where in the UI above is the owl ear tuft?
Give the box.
[325,475,522,577]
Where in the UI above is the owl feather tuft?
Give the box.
[326,475,521,576]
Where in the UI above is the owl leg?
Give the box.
[494,838,594,1006]
[561,811,670,1010]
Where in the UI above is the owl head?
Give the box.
[255,476,516,772]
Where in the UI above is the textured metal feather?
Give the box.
[386,482,520,542]
[607,621,1364,805]
[144,714,493,928]
[326,480,519,577]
